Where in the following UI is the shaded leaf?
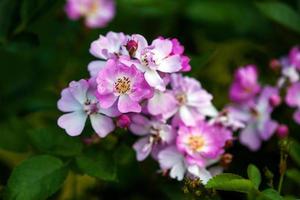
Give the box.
[247,164,261,189]
[76,150,117,181]
[289,139,300,167]
[4,155,68,200]
[256,2,300,34]
[286,168,300,186]
[0,0,19,42]
[28,127,83,157]
[259,189,283,200]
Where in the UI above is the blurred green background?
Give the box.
[1,0,300,199]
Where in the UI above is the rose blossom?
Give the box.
[96,59,153,113]
[57,79,119,137]
[65,0,115,28]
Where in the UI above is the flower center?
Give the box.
[114,76,131,94]
[187,135,205,152]
[84,99,98,115]
[141,49,155,66]
[149,127,162,143]
[176,93,187,105]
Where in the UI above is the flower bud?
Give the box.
[117,114,131,128]
[220,153,233,168]
[269,58,281,71]
[269,94,282,107]
[126,40,138,57]
[276,124,289,138]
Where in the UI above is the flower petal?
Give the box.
[133,137,152,161]
[118,95,141,113]
[157,55,181,73]
[57,88,82,112]
[90,113,115,138]
[88,60,106,77]
[57,111,87,136]
[187,165,212,185]
[144,69,165,91]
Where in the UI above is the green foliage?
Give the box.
[4,155,68,200]
[289,139,300,167]
[206,173,256,193]
[256,2,300,34]
[259,189,283,200]
[286,168,300,186]
[28,127,83,157]
[76,150,118,182]
[247,164,262,189]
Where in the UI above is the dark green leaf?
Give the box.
[247,164,261,189]
[206,173,255,193]
[289,139,300,167]
[0,0,19,42]
[28,127,83,157]
[4,32,39,53]
[76,151,117,181]
[256,2,300,33]
[286,168,300,186]
[259,189,283,200]
[4,155,68,200]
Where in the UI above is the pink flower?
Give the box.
[171,38,191,72]
[167,74,217,126]
[57,79,119,137]
[121,37,182,91]
[88,32,128,77]
[229,86,279,151]
[229,65,261,104]
[157,146,220,184]
[285,82,300,124]
[176,122,232,167]
[65,0,115,28]
[130,115,174,161]
[289,46,300,70]
[96,59,153,113]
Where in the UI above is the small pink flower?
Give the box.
[57,79,119,137]
[229,65,261,104]
[121,37,182,91]
[176,122,232,167]
[130,114,174,161]
[285,82,300,124]
[167,74,217,126]
[276,124,289,138]
[289,46,300,70]
[65,0,115,28]
[96,59,153,113]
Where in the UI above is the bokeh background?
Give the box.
[1,0,300,199]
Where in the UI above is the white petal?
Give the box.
[88,60,106,77]
[144,69,166,91]
[187,165,212,185]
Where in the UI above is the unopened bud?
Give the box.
[126,40,138,57]
[269,94,282,107]
[276,124,289,138]
[269,59,281,71]
[116,114,131,128]
[220,153,233,168]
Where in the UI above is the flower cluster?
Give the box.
[226,46,300,151]
[57,31,235,184]
[65,0,115,28]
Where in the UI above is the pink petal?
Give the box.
[69,79,89,105]
[118,95,141,113]
[90,113,115,138]
[179,106,197,126]
[57,88,82,112]
[58,111,87,136]
[293,109,300,124]
[144,69,165,91]
[157,55,181,73]
[97,93,118,109]
[133,137,152,161]
[239,124,261,151]
[88,60,106,77]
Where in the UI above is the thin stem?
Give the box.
[277,153,287,194]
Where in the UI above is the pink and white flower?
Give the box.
[121,37,182,91]
[57,79,119,137]
[65,0,115,28]
[285,82,300,124]
[96,59,153,113]
[130,115,174,161]
[229,65,261,104]
[167,74,217,126]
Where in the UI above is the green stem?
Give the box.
[277,153,287,194]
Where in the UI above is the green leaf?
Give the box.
[4,155,68,200]
[289,139,300,167]
[206,173,255,193]
[0,118,29,152]
[286,168,300,186]
[256,2,300,34]
[4,32,39,53]
[259,189,283,200]
[76,150,117,182]
[247,164,261,189]
[28,127,83,157]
